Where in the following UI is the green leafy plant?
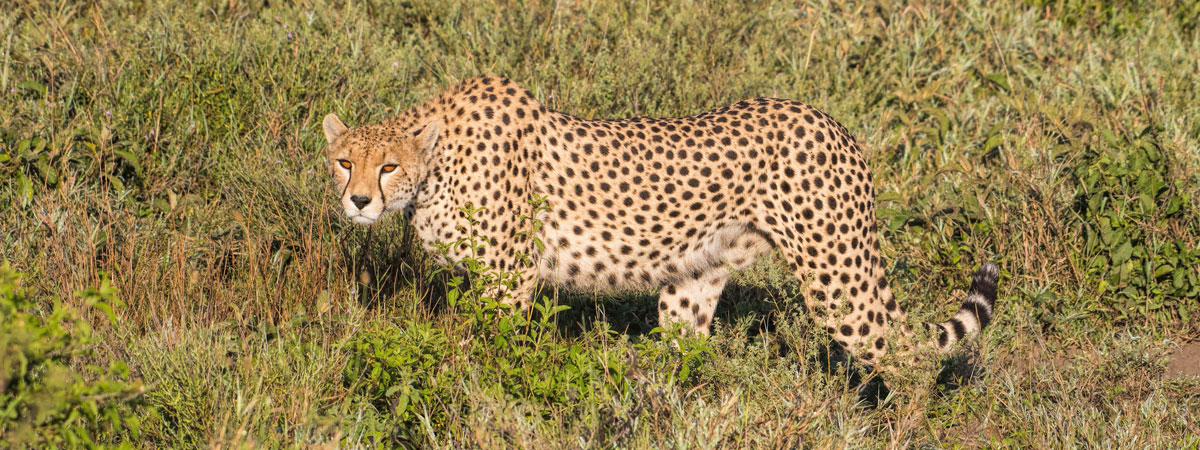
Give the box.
[1073,127,1200,323]
[1028,0,1200,35]
[0,263,148,448]
[342,321,453,433]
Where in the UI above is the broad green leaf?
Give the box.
[1111,241,1133,265]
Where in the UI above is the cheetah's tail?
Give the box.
[927,262,999,351]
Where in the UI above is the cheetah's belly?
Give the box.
[534,216,752,291]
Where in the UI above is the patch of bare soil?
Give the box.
[1166,342,1200,379]
[998,343,1074,375]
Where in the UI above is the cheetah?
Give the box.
[322,76,999,369]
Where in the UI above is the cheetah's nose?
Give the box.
[351,195,371,210]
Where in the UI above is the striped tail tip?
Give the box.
[933,262,1000,350]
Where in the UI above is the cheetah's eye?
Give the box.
[337,160,352,169]
[381,164,398,174]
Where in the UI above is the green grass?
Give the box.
[1,0,1199,447]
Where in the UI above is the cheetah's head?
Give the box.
[322,113,441,225]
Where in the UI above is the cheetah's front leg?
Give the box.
[477,267,538,312]
[658,266,730,335]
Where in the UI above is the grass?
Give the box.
[1,0,1199,447]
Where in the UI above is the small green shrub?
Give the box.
[0,263,148,448]
[1073,128,1200,323]
[1029,0,1200,35]
[343,321,453,429]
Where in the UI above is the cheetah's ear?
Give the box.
[323,113,348,144]
[416,120,443,155]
